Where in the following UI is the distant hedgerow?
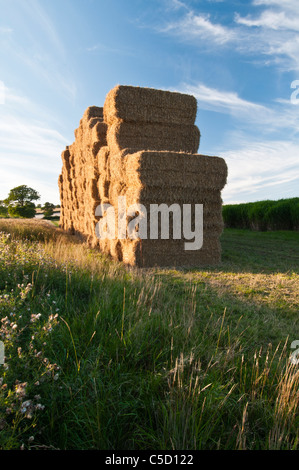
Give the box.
[223,198,299,231]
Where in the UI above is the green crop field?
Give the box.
[0,219,298,450]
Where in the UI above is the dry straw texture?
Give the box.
[59,85,228,267]
[107,121,200,154]
[58,106,106,245]
[104,85,198,125]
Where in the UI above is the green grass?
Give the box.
[0,220,298,450]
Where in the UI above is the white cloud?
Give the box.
[253,0,299,11]
[181,82,267,116]
[161,1,299,71]
[178,82,299,137]
[162,11,235,45]
[235,10,299,31]
[18,0,66,58]
[165,0,189,11]
[85,43,135,57]
[175,81,299,203]
[1,1,77,102]
[235,1,299,70]
[0,27,13,34]
[221,139,299,203]
[0,86,68,204]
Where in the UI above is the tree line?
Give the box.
[222,197,299,231]
[0,185,60,219]
[2,185,298,231]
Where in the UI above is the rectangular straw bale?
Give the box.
[98,175,110,200]
[107,121,200,154]
[58,173,63,189]
[120,200,223,240]
[134,187,222,205]
[92,121,107,144]
[108,151,127,183]
[83,106,104,122]
[120,236,221,267]
[97,144,109,164]
[120,150,227,191]
[61,149,71,172]
[86,178,99,200]
[104,85,197,126]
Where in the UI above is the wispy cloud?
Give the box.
[85,43,135,57]
[253,0,299,11]
[161,0,299,71]
[1,0,77,102]
[177,82,299,137]
[0,26,13,34]
[221,139,299,203]
[180,82,267,116]
[235,1,299,70]
[165,0,189,11]
[18,0,67,57]
[0,85,68,203]
[161,11,235,45]
[235,10,299,31]
[175,80,299,203]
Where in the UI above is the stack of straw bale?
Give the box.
[59,85,227,267]
[58,106,107,246]
[104,86,200,154]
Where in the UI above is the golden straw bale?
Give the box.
[61,149,71,172]
[97,146,109,173]
[92,122,107,144]
[107,121,200,154]
[121,237,222,268]
[117,150,227,191]
[83,106,104,122]
[103,85,197,126]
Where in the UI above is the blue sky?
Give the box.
[0,0,298,205]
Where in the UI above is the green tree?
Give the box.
[4,185,40,207]
[43,202,55,218]
[8,203,36,219]
[0,200,8,217]
[4,185,40,219]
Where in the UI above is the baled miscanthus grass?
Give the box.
[0,219,298,450]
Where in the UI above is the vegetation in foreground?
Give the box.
[0,219,298,450]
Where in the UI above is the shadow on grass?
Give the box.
[182,229,299,275]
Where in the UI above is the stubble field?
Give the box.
[0,219,298,450]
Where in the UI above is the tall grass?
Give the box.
[0,219,298,450]
[223,197,299,231]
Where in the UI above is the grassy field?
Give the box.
[0,219,298,450]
